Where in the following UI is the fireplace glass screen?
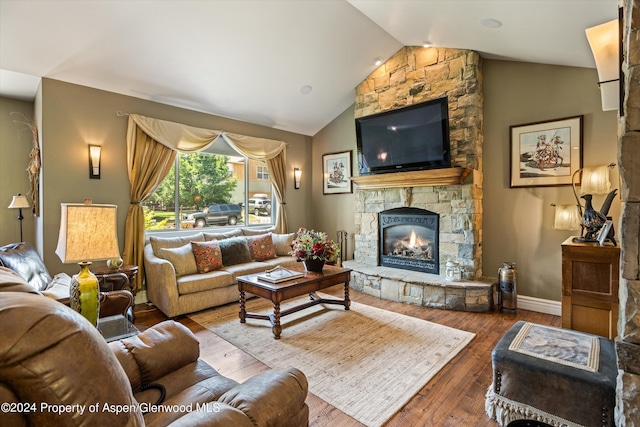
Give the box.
[379,207,439,274]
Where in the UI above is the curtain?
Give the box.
[123,115,289,290]
[122,124,177,292]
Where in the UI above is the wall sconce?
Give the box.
[586,18,620,111]
[294,168,301,189]
[88,144,101,179]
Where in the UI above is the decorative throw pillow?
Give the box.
[191,241,223,273]
[217,237,252,266]
[272,233,295,256]
[159,243,198,277]
[246,234,276,261]
[150,233,204,258]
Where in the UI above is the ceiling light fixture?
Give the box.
[300,85,312,95]
[422,41,431,48]
[374,57,383,66]
[480,18,503,29]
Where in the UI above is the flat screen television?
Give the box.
[355,97,451,175]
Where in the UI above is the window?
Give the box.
[256,165,269,180]
[143,140,275,231]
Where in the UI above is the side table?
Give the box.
[92,264,139,296]
[98,314,140,343]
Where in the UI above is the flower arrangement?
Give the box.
[290,227,340,263]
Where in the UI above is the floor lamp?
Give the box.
[8,194,30,242]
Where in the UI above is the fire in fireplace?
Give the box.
[379,207,439,274]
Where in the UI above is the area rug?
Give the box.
[189,294,475,427]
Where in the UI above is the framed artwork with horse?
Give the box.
[510,115,583,188]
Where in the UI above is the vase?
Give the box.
[303,258,325,272]
[70,262,100,326]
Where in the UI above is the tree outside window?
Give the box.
[143,152,274,230]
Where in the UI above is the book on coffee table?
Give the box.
[256,266,303,283]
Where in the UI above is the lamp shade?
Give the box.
[8,195,30,209]
[553,204,581,230]
[580,165,612,195]
[55,203,120,263]
[586,19,619,111]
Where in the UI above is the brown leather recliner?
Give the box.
[0,242,133,319]
[0,289,310,426]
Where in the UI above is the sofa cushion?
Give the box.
[218,237,252,266]
[242,226,275,236]
[191,241,223,273]
[176,270,234,295]
[203,229,242,241]
[0,242,52,292]
[109,320,200,389]
[246,234,276,261]
[221,261,271,280]
[160,243,198,277]
[272,233,295,256]
[150,233,205,258]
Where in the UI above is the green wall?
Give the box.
[0,97,35,245]
[311,59,619,301]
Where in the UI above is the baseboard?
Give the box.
[517,295,561,316]
[133,289,560,316]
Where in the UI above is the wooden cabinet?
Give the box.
[561,237,620,339]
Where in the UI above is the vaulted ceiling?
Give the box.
[0,0,617,136]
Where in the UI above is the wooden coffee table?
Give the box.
[236,264,351,339]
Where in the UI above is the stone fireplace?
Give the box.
[343,46,494,312]
[379,207,439,274]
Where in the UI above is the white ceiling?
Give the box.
[0,0,617,136]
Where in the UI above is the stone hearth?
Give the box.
[346,46,492,312]
[343,260,494,312]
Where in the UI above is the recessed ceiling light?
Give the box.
[422,41,431,48]
[374,57,383,66]
[300,85,312,95]
[480,18,503,28]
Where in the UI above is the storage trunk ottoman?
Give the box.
[485,321,616,427]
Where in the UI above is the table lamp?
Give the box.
[55,201,119,326]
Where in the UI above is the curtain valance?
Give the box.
[127,114,287,157]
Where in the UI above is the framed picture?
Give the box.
[323,151,353,194]
[510,115,583,188]
[598,220,613,246]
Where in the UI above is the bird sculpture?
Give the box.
[580,189,617,242]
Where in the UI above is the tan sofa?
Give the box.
[0,281,309,426]
[144,228,298,317]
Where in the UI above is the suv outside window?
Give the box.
[248,198,271,216]
[184,203,242,227]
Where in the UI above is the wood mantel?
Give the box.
[351,167,472,190]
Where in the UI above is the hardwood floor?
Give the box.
[133,287,560,427]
